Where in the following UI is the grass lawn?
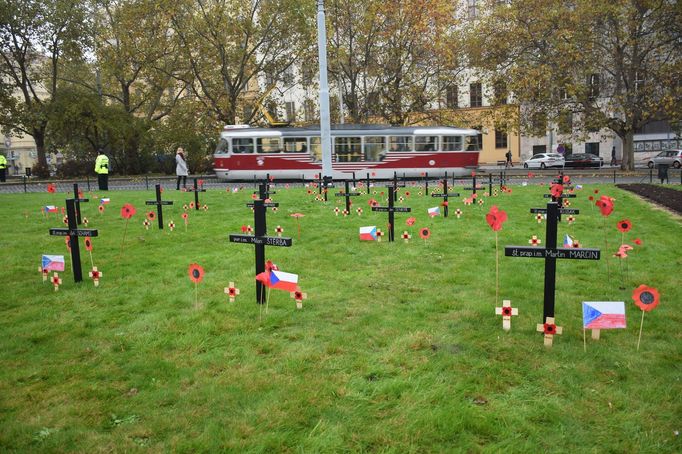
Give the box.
[1,181,680,452]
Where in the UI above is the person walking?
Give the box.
[505,149,513,168]
[0,153,7,182]
[94,150,109,190]
[610,146,617,166]
[175,147,188,190]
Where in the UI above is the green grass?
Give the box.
[1,182,680,452]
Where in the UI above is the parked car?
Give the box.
[523,153,565,169]
[647,149,682,168]
[564,153,604,168]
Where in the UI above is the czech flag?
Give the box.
[100,198,110,205]
[359,226,377,241]
[582,302,626,329]
[563,234,574,248]
[428,206,440,217]
[44,205,58,213]
[257,269,298,292]
[42,255,65,272]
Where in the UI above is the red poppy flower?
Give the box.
[189,202,195,209]
[47,183,56,193]
[596,196,614,217]
[543,322,557,335]
[527,172,534,178]
[588,195,594,201]
[182,213,188,220]
[485,205,508,232]
[198,179,204,187]
[634,238,642,246]
[290,213,304,218]
[265,260,279,271]
[84,236,93,252]
[188,263,204,284]
[632,285,660,312]
[241,225,248,233]
[251,193,258,200]
[98,205,105,213]
[65,237,71,252]
[502,306,512,316]
[562,175,570,184]
[442,201,449,207]
[405,191,410,197]
[594,189,599,194]
[616,219,632,233]
[121,203,136,219]
[550,183,563,199]
[471,171,476,177]
[406,217,416,226]
[419,227,431,239]
[307,189,312,195]
[368,198,378,207]
[147,211,156,221]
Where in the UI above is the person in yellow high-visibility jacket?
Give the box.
[0,153,7,182]
[94,151,109,190]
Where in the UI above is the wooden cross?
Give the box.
[224,282,240,302]
[186,178,206,210]
[49,199,99,282]
[371,187,411,242]
[537,316,563,347]
[431,178,460,217]
[505,202,600,324]
[88,267,102,286]
[229,199,293,304]
[495,300,518,331]
[51,272,62,291]
[335,180,360,213]
[145,184,174,229]
[72,183,89,225]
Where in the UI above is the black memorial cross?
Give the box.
[145,184,174,229]
[229,199,292,304]
[186,177,206,210]
[463,172,481,199]
[247,182,279,209]
[72,183,89,225]
[505,202,600,322]
[335,181,360,213]
[431,178,460,217]
[49,198,99,282]
[371,187,411,242]
[392,172,406,202]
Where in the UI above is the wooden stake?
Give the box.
[591,329,601,340]
[637,310,645,351]
[583,328,587,352]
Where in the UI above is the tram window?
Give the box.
[284,137,308,153]
[415,136,438,152]
[232,138,254,154]
[310,137,322,162]
[215,138,229,155]
[257,137,281,153]
[335,137,362,162]
[389,136,413,151]
[364,136,386,161]
[465,135,481,151]
[442,136,463,151]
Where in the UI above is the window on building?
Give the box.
[470,82,483,107]
[558,110,573,135]
[468,0,478,19]
[285,101,296,122]
[445,84,458,109]
[304,99,316,122]
[585,142,600,156]
[494,80,507,105]
[494,130,508,149]
[588,73,600,98]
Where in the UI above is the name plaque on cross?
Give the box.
[505,247,600,260]
[543,193,576,199]
[246,202,279,208]
[530,208,580,215]
[49,228,99,237]
[372,206,412,213]
[229,234,292,247]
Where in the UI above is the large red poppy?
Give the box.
[595,196,614,217]
[47,183,56,193]
[485,205,508,232]
[146,211,156,221]
[84,236,93,252]
[406,217,416,226]
[121,203,136,219]
[550,183,563,199]
[98,205,105,213]
[616,219,632,233]
[632,285,660,312]
[419,227,431,239]
[188,263,204,284]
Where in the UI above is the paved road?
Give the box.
[0,167,679,194]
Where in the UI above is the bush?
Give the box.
[57,159,92,178]
[32,162,51,179]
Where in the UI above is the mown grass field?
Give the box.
[1,180,680,452]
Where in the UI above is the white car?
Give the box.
[523,153,565,169]
[647,149,682,169]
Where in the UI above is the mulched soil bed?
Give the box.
[616,184,682,216]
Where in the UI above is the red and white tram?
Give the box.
[213,124,480,180]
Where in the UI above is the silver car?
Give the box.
[523,153,565,169]
[647,149,682,168]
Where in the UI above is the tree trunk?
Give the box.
[621,130,635,171]
[32,127,50,177]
